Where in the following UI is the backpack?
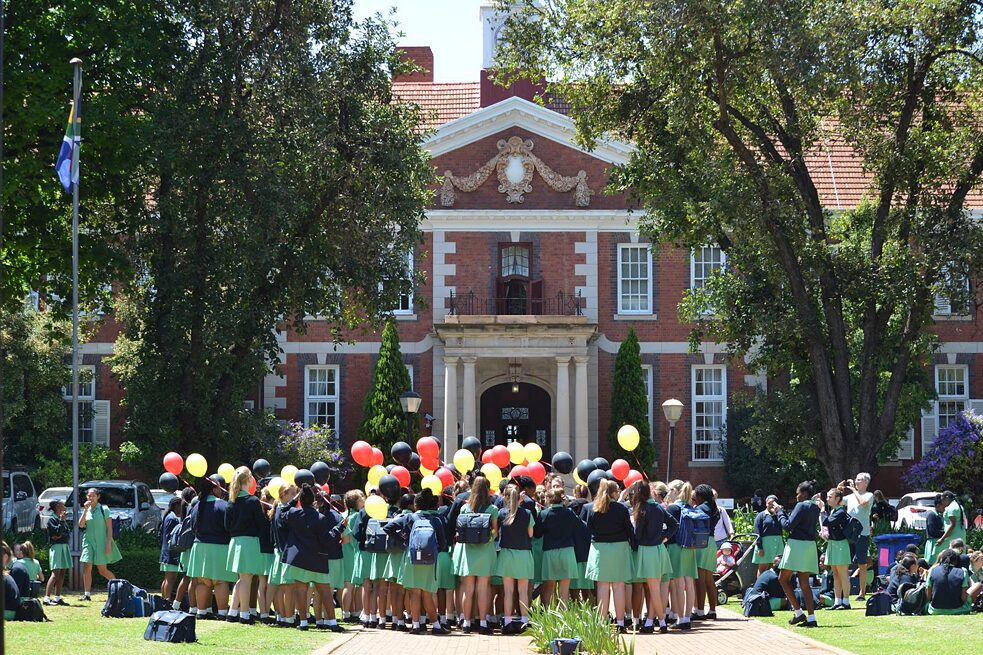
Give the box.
[132,586,151,617]
[742,590,773,617]
[14,598,49,622]
[364,519,396,554]
[102,579,135,618]
[143,610,198,643]
[676,507,710,549]
[456,512,492,545]
[149,594,173,614]
[843,516,864,543]
[168,513,196,554]
[897,581,928,616]
[864,591,893,616]
[408,518,439,565]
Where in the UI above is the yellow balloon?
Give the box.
[280,465,298,486]
[267,476,285,500]
[186,453,208,478]
[480,463,503,489]
[365,481,374,496]
[617,424,641,452]
[217,463,236,482]
[365,494,388,520]
[573,470,585,486]
[368,464,387,486]
[453,449,475,473]
[507,441,526,465]
[420,463,435,477]
[421,475,442,496]
[524,442,543,464]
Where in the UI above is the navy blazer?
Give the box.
[779,501,820,541]
[665,502,683,545]
[191,496,231,545]
[225,493,267,539]
[159,512,181,565]
[283,506,338,573]
[822,506,849,541]
[436,505,456,550]
[754,510,783,540]
[319,508,346,560]
[272,503,291,552]
[499,506,534,551]
[536,505,580,551]
[634,500,678,546]
[586,502,636,546]
[353,504,400,547]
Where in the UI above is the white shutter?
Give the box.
[895,426,915,460]
[92,400,111,447]
[920,403,938,456]
[933,293,952,316]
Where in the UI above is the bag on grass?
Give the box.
[897,581,927,616]
[742,590,773,617]
[143,610,197,643]
[864,591,893,616]
[149,594,173,613]
[14,598,49,622]
[102,579,135,618]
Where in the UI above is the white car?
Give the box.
[38,486,73,528]
[894,492,939,531]
[151,489,176,512]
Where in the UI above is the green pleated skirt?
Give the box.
[356,548,373,582]
[259,551,274,577]
[779,538,819,575]
[436,551,457,589]
[282,563,330,585]
[452,541,497,578]
[825,539,851,566]
[80,534,122,566]
[180,550,190,572]
[541,547,579,581]
[368,551,395,581]
[326,557,345,589]
[268,549,289,585]
[634,544,672,581]
[570,560,595,590]
[401,559,439,593]
[752,535,785,564]
[494,548,535,580]
[49,543,72,570]
[227,536,266,575]
[160,562,182,572]
[186,542,236,582]
[697,539,717,572]
[924,539,939,566]
[383,550,404,582]
[343,542,360,586]
[532,536,544,585]
[586,542,633,583]
[667,544,698,580]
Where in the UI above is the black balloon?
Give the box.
[604,470,618,483]
[378,474,401,502]
[391,441,413,465]
[209,474,226,487]
[294,468,315,487]
[386,464,396,473]
[587,469,607,496]
[576,459,597,483]
[462,436,482,458]
[252,458,271,479]
[406,452,421,472]
[310,461,330,485]
[158,472,179,494]
[592,457,611,471]
[551,451,574,475]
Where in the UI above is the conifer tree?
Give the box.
[607,327,655,473]
[358,321,417,462]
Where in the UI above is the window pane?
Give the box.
[619,246,651,313]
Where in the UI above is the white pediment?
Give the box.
[424,96,633,165]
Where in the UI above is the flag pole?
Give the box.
[70,57,82,559]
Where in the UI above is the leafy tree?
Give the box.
[498,0,983,481]
[607,327,655,473]
[108,1,432,467]
[358,321,417,465]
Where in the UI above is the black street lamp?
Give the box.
[399,390,422,442]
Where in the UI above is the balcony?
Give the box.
[448,289,583,317]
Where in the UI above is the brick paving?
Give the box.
[313,608,856,655]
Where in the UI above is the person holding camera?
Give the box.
[840,473,873,602]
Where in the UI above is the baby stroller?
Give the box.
[714,533,758,605]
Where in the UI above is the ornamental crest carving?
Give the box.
[440,136,593,207]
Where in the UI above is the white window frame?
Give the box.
[690,245,726,290]
[935,364,968,431]
[304,365,340,434]
[393,250,414,315]
[405,364,414,391]
[641,364,654,443]
[63,365,97,445]
[617,243,653,315]
[691,365,726,462]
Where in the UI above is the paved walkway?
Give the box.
[314,608,856,655]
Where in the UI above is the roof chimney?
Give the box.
[478,4,544,106]
[393,46,434,84]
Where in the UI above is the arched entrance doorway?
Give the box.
[479,382,551,454]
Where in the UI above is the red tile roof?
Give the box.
[393,82,479,131]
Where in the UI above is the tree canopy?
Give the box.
[607,327,656,473]
[498,0,983,481]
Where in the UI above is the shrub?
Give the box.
[607,327,656,474]
[527,600,634,655]
[905,410,982,509]
[277,421,353,490]
[33,444,121,491]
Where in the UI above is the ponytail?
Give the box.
[228,466,252,504]
[630,480,649,525]
[594,480,614,514]
[502,486,520,526]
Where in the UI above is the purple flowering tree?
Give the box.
[905,410,982,507]
[278,421,353,488]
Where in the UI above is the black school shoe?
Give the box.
[478,625,493,635]
[706,611,717,620]
[659,625,668,634]
[639,624,655,634]
[462,624,473,634]
[239,616,255,625]
[431,625,450,635]
[801,620,818,628]
[328,624,347,633]
[788,614,806,625]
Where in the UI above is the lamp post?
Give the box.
[661,398,683,482]
[399,390,422,443]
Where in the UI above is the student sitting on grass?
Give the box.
[927,549,971,615]
[886,555,920,605]
[3,542,21,621]
[13,542,43,600]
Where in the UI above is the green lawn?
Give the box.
[5,594,338,655]
[753,607,981,655]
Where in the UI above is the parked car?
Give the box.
[151,489,176,511]
[38,486,73,528]
[2,469,40,533]
[894,491,940,530]
[65,480,162,534]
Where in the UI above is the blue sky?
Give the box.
[353,0,488,82]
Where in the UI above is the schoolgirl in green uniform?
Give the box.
[664,480,697,629]
[44,500,71,606]
[495,485,535,633]
[585,479,635,632]
[692,484,720,620]
[13,542,43,601]
[435,485,459,626]
[225,466,267,624]
[752,495,785,574]
[158,496,185,603]
[78,487,122,602]
[341,490,364,623]
[186,477,236,620]
[452,476,498,634]
[776,480,822,628]
[630,480,677,633]
[820,487,852,610]
[536,487,580,605]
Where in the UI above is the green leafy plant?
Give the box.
[607,327,656,474]
[527,600,634,655]
[34,445,121,491]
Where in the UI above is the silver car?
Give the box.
[2,470,40,533]
[66,480,163,534]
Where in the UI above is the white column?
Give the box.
[443,356,459,456]
[555,357,571,457]
[462,357,477,439]
[574,356,589,460]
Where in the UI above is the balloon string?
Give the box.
[629,452,649,481]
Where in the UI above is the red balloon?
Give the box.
[391,465,411,488]
[163,452,184,476]
[526,461,546,485]
[510,465,530,479]
[624,470,644,487]
[491,445,510,469]
[611,459,630,481]
[481,449,495,465]
[435,467,455,490]
[248,476,257,496]
[320,483,331,494]
[371,448,384,466]
[351,440,373,467]
[417,437,440,461]
[422,456,440,471]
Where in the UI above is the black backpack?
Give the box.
[168,513,196,554]
[742,590,773,617]
[102,579,135,618]
[456,512,491,544]
[14,598,50,622]
[897,581,928,616]
[149,594,173,614]
[844,516,864,543]
[864,591,893,616]
[143,610,198,643]
[364,519,396,553]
